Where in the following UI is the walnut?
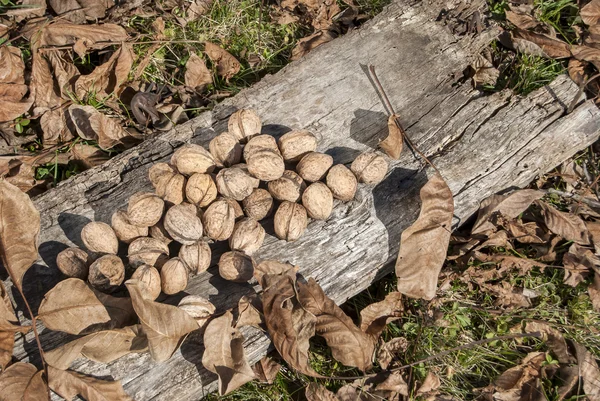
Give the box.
[229,198,244,220]
[215,165,260,201]
[128,237,170,268]
[228,109,261,142]
[268,170,306,202]
[351,151,388,185]
[302,182,333,220]
[164,203,203,245]
[179,240,211,274]
[81,221,119,254]
[160,257,189,295]
[171,144,215,176]
[247,149,285,181]
[229,218,265,256]
[148,163,185,205]
[242,188,273,220]
[88,254,125,293]
[56,247,90,279]
[111,210,148,244]
[326,164,357,201]
[209,132,243,167]
[127,192,165,227]
[296,152,333,182]
[203,198,236,241]
[274,201,308,241]
[131,265,161,300]
[219,251,255,282]
[178,295,215,329]
[149,218,173,245]
[186,173,217,207]
[278,130,317,161]
[243,134,279,161]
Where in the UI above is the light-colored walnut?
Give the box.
[56,247,90,279]
[229,198,244,220]
[81,221,119,254]
[111,210,148,244]
[268,170,306,202]
[242,188,273,220]
[178,295,215,329]
[278,130,317,161]
[247,149,285,181]
[148,163,185,205]
[243,134,279,161]
[127,192,165,227]
[88,254,125,293]
[215,165,260,201]
[218,251,255,282]
[131,265,162,300]
[302,182,333,220]
[351,151,388,185]
[209,132,243,167]
[186,173,217,207]
[203,198,236,241]
[274,201,308,241]
[228,109,261,142]
[326,164,357,201]
[164,203,203,245]
[128,237,170,268]
[229,218,265,256]
[160,257,189,295]
[171,144,215,176]
[179,240,212,274]
[296,152,333,182]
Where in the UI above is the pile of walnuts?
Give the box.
[55,109,389,299]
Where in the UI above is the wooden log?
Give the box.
[3,0,600,399]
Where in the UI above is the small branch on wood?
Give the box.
[546,188,600,210]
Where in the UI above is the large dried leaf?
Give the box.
[45,325,147,369]
[0,98,33,123]
[0,331,14,372]
[359,291,403,339]
[379,115,403,159]
[5,0,46,20]
[538,201,590,245]
[70,144,110,169]
[513,29,571,58]
[262,274,320,377]
[291,30,336,61]
[252,356,281,384]
[571,45,600,71]
[377,337,408,370]
[202,311,256,395]
[0,46,25,84]
[306,383,339,401]
[297,278,375,372]
[40,108,73,146]
[0,282,30,333]
[416,371,440,396]
[36,22,128,51]
[37,278,111,335]
[395,173,454,300]
[573,342,600,401]
[483,352,546,401]
[0,362,48,401]
[125,280,198,362]
[67,104,137,150]
[48,0,114,24]
[185,52,212,91]
[48,366,132,401]
[562,243,597,286]
[506,5,539,30]
[45,51,79,99]
[581,0,600,26]
[74,44,134,99]
[30,52,60,109]
[0,180,40,291]
[524,321,574,364]
[204,42,240,80]
[472,189,543,235]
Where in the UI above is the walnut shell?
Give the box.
[164,203,203,245]
[171,144,215,176]
[186,173,217,207]
[148,163,185,205]
[229,198,244,220]
[179,240,212,274]
[326,164,357,201]
[209,132,243,167]
[296,152,333,182]
[268,170,306,202]
[81,221,119,254]
[228,109,261,142]
[111,210,148,244]
[203,198,236,241]
[229,218,265,256]
[127,192,165,227]
[128,237,170,268]
[242,188,273,220]
[247,149,285,181]
[274,201,308,241]
[149,218,173,245]
[178,295,215,329]
[243,134,279,161]
[56,247,90,279]
[131,265,161,300]
[215,165,260,201]
[278,130,317,161]
[351,151,388,185]
[302,182,333,220]
[219,251,255,282]
[160,257,189,295]
[88,254,125,293]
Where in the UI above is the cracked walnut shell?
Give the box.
[88,254,125,293]
[215,165,260,201]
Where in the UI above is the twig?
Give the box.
[37,39,208,52]
[546,188,600,210]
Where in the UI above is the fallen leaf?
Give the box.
[177,295,215,330]
[504,219,546,244]
[5,0,46,20]
[35,22,128,52]
[204,42,240,80]
[590,274,600,312]
[254,259,298,288]
[524,321,574,364]
[562,243,597,287]
[513,28,571,58]
[485,282,537,308]
[472,189,544,235]
[44,50,79,99]
[70,144,110,169]
[74,44,134,99]
[0,180,40,290]
[92,291,136,329]
[395,173,454,300]
[0,98,33,123]
[336,383,378,401]
[377,337,408,370]
[297,277,375,372]
[0,331,14,371]
[47,0,114,24]
[379,115,403,159]
[484,352,546,401]
[30,52,60,110]
[506,5,539,30]
[125,279,198,362]
[573,342,600,401]
[202,311,256,395]
[556,366,580,401]
[40,108,73,146]
[235,294,264,329]
[416,371,441,396]
[185,0,214,21]
[0,362,48,400]
[67,104,138,150]
[0,282,30,333]
[581,0,600,26]
[306,383,339,401]
[185,52,212,92]
[0,46,26,84]
[568,59,588,87]
[359,291,403,339]
[374,371,409,398]
[472,251,547,276]
[586,221,600,254]
[291,30,336,61]
[571,45,600,71]
[471,54,499,87]
[252,356,281,384]
[48,366,132,401]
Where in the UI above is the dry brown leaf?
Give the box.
[359,291,403,339]
[40,108,73,146]
[0,98,33,123]
[562,243,597,287]
[471,54,499,87]
[44,51,79,99]
[5,0,46,20]
[185,52,212,92]
[513,28,571,58]
[568,58,588,87]
[255,260,298,288]
[306,383,339,401]
[471,252,547,276]
[484,352,546,401]
[252,356,281,384]
[590,274,600,312]
[48,0,114,24]
[538,201,589,245]
[125,279,198,362]
[481,281,537,308]
[48,366,132,401]
[204,42,240,81]
[581,0,600,26]
[291,30,336,61]
[505,220,546,244]
[0,282,30,333]
[93,290,136,329]
[186,0,213,20]
[573,342,600,401]
[36,22,128,52]
[30,52,60,110]
[0,46,25,84]
[571,45,600,71]
[67,104,137,150]
[297,277,375,372]
[524,321,574,364]
[472,190,544,235]
[235,294,264,329]
[0,180,40,291]
[380,115,403,159]
[395,173,454,300]
[374,371,409,398]
[416,371,441,396]
[505,5,539,30]
[74,44,133,99]
[336,383,378,401]
[377,337,408,370]
[0,331,14,372]
[70,144,109,169]
[0,362,48,400]
[586,221,600,254]
[201,311,256,395]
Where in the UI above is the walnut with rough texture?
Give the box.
[296,152,333,182]
[186,173,217,207]
[326,164,357,201]
[179,240,211,274]
[268,170,306,202]
[351,151,388,185]
[215,165,260,201]
[203,198,236,240]
[171,144,215,176]
[88,254,125,293]
[219,251,255,282]
[164,203,203,245]
[111,210,148,244]
[274,201,308,241]
[127,192,165,227]
[302,182,333,220]
[160,257,189,295]
[128,237,170,267]
[229,218,265,256]
[131,265,162,300]
[278,130,317,161]
[242,188,273,220]
[81,222,119,254]
[209,132,243,167]
[229,198,244,220]
[243,134,279,161]
[247,149,285,181]
[148,163,185,204]
[56,247,90,279]
[178,295,215,329]
[228,109,261,142]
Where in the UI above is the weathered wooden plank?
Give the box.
[3,0,600,399]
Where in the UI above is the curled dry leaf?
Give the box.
[67,104,139,150]
[305,383,339,401]
[0,331,14,372]
[125,279,198,362]
[74,44,134,99]
[380,115,403,159]
[35,22,128,52]
[581,0,600,26]
[573,342,600,401]
[562,243,597,287]
[377,337,408,370]
[291,30,337,61]
[395,173,454,300]
[47,0,114,24]
[252,356,281,384]
[0,180,41,290]
[359,291,403,339]
[471,54,499,88]
[201,311,256,395]
[0,362,48,401]
[204,42,241,80]
[416,371,441,396]
[472,189,544,235]
[235,294,264,329]
[524,321,574,364]
[537,201,590,245]
[41,109,74,146]
[512,28,571,59]
[0,46,26,84]
[48,366,132,401]
[185,52,212,91]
